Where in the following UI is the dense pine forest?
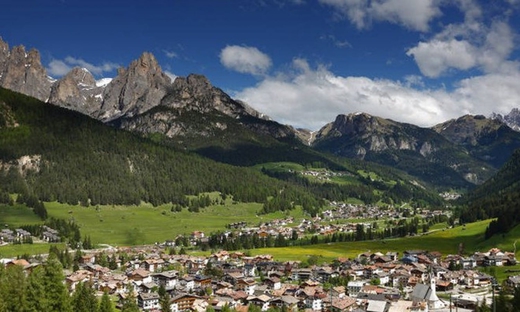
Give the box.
[0,87,448,217]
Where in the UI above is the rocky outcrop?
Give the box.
[48,67,104,115]
[98,52,172,121]
[491,108,520,132]
[115,73,296,141]
[314,113,432,155]
[0,38,51,102]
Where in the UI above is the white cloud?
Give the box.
[319,0,441,31]
[407,20,516,77]
[165,70,177,82]
[47,57,119,77]
[235,59,520,130]
[164,50,178,59]
[47,59,72,77]
[406,39,477,78]
[220,45,272,76]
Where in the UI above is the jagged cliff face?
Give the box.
[98,52,172,121]
[313,112,495,187]
[491,108,520,132]
[115,73,296,142]
[48,67,104,115]
[433,114,520,168]
[0,39,51,102]
[0,37,297,146]
[313,113,437,158]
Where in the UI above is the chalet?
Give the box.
[347,280,365,296]
[263,277,281,290]
[170,293,199,312]
[194,275,212,289]
[128,268,152,284]
[66,269,92,291]
[179,276,195,291]
[506,275,520,288]
[152,270,179,288]
[247,294,272,311]
[270,296,299,311]
[291,268,312,281]
[236,278,257,296]
[137,292,160,310]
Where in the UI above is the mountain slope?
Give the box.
[0,87,323,210]
[312,113,495,189]
[460,149,520,237]
[433,114,520,168]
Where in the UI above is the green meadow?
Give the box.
[42,200,305,246]
[250,220,508,262]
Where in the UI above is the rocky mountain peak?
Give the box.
[48,67,103,114]
[491,108,520,131]
[0,38,51,102]
[164,73,248,117]
[98,51,172,121]
[433,114,505,146]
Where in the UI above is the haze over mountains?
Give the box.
[2,37,520,191]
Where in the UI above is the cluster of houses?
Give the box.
[0,225,60,245]
[0,228,31,244]
[4,245,518,312]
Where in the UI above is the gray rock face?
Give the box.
[117,73,295,141]
[162,74,247,117]
[491,108,520,131]
[48,67,104,115]
[98,52,171,121]
[0,38,51,102]
[314,113,428,154]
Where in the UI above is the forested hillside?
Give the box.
[0,87,450,215]
[0,87,322,213]
[460,149,520,237]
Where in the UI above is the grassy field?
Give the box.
[0,204,44,227]
[249,220,498,262]
[0,243,66,258]
[43,200,305,246]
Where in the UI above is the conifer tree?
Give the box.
[72,281,98,312]
[43,253,72,312]
[99,291,114,312]
[25,266,47,312]
[121,284,140,312]
[158,284,170,312]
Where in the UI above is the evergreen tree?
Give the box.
[0,265,26,312]
[99,291,114,312]
[71,281,98,312]
[25,266,47,312]
[158,284,171,312]
[121,285,140,312]
[43,253,72,312]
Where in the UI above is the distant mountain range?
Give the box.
[2,36,520,192]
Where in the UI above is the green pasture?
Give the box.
[0,243,66,258]
[44,200,305,246]
[250,220,497,263]
[0,204,43,227]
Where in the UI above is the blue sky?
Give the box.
[1,0,520,130]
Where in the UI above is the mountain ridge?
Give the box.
[3,36,520,192]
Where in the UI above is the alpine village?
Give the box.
[2,35,520,312]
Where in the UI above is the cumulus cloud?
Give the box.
[235,59,520,130]
[407,20,515,77]
[406,39,478,78]
[47,56,119,77]
[220,45,272,76]
[319,0,441,31]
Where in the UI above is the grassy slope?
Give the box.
[250,220,499,262]
[43,200,305,246]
